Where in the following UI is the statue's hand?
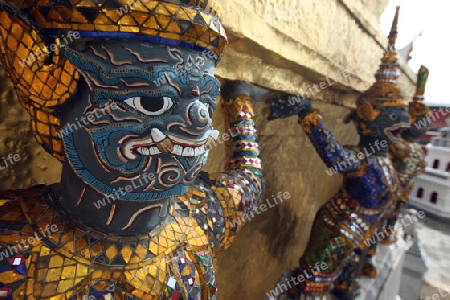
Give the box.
[268,93,312,120]
[295,97,313,118]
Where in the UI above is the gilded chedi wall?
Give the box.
[0,0,416,299]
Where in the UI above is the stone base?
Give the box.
[355,237,407,300]
[399,236,428,300]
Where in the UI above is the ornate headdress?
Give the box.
[353,6,406,122]
[0,0,227,160]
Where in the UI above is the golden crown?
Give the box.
[6,0,227,57]
[356,6,407,122]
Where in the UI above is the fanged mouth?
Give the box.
[135,144,206,157]
[384,123,410,142]
[122,128,219,160]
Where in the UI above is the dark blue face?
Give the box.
[60,41,220,201]
[358,105,410,145]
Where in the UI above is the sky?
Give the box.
[380,0,450,106]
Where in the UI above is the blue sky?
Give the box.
[380,0,450,105]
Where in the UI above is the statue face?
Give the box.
[60,41,220,201]
[358,105,410,145]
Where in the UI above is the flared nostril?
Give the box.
[189,101,210,124]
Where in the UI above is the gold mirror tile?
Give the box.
[77,23,95,31]
[105,245,118,261]
[165,3,180,15]
[156,15,171,29]
[57,279,75,293]
[35,134,43,144]
[103,10,122,23]
[0,271,24,284]
[42,85,54,100]
[159,32,180,40]
[61,265,76,279]
[127,2,149,13]
[155,3,171,16]
[40,283,58,297]
[45,267,63,282]
[152,279,164,294]
[175,9,190,21]
[36,268,48,282]
[119,25,140,33]
[131,12,150,25]
[49,9,65,22]
[118,15,138,26]
[181,7,197,21]
[75,237,88,251]
[39,246,50,257]
[158,236,168,248]
[2,211,21,220]
[192,23,207,36]
[90,242,103,257]
[143,16,161,30]
[62,241,75,252]
[52,139,62,153]
[94,24,119,32]
[129,277,145,290]
[149,241,159,255]
[6,35,19,50]
[60,232,74,244]
[91,271,102,280]
[134,243,148,259]
[120,245,133,263]
[54,8,73,21]
[49,255,64,268]
[165,229,176,241]
[70,10,89,23]
[75,264,89,277]
[74,0,96,7]
[146,264,158,278]
[74,230,85,239]
[64,256,78,266]
[52,22,72,29]
[166,20,181,33]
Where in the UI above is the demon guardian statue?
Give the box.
[0,0,263,298]
[268,7,411,299]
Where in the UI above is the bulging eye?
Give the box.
[389,114,398,120]
[124,96,173,116]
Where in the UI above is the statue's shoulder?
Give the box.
[0,184,49,227]
[0,184,51,297]
[0,184,48,204]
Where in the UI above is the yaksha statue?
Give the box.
[0,0,263,299]
[268,7,410,299]
[359,66,430,281]
[382,65,430,241]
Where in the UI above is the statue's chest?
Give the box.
[23,242,217,300]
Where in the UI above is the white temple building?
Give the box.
[409,124,450,219]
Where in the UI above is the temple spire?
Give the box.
[388,6,400,50]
